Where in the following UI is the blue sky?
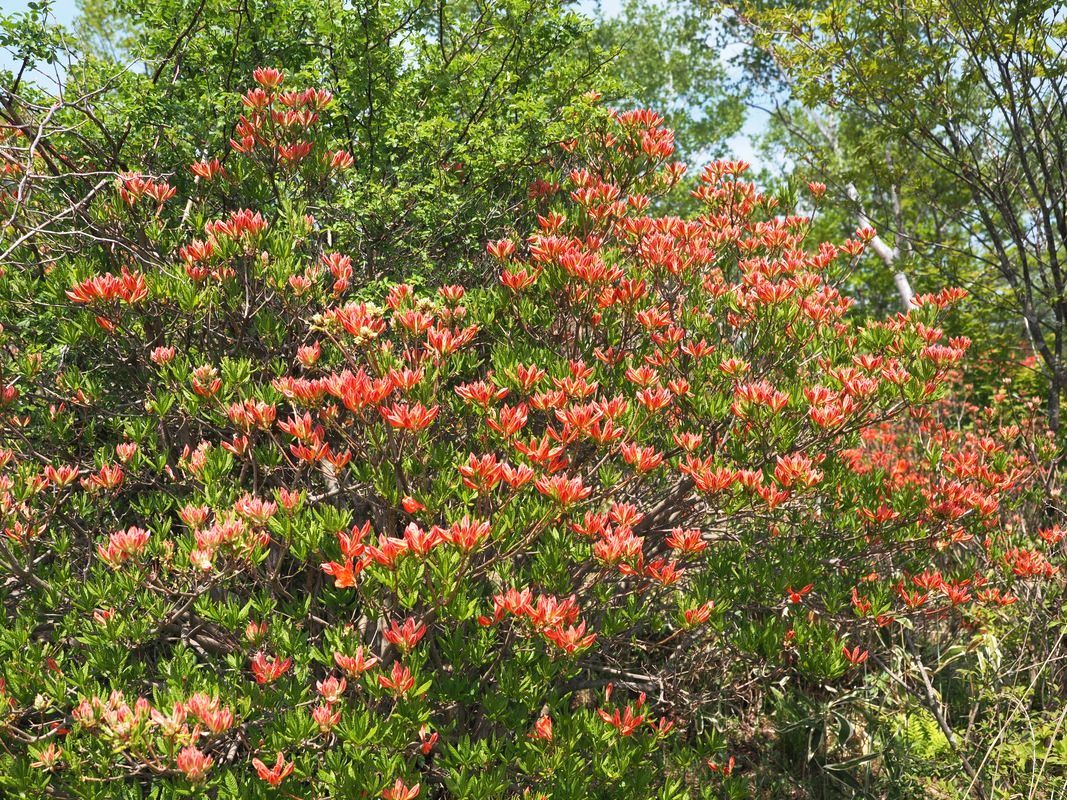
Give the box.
[0,0,79,74]
[575,0,766,163]
[1,0,764,163]
[2,0,79,25]
[578,0,623,15]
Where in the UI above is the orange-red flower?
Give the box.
[250,652,291,684]
[530,715,553,741]
[316,675,347,703]
[382,778,420,800]
[442,517,491,552]
[384,618,427,652]
[379,401,439,431]
[334,646,380,677]
[252,67,284,89]
[176,746,213,782]
[378,662,416,696]
[67,268,147,306]
[597,692,646,736]
[252,752,294,787]
[312,703,341,733]
[786,584,814,604]
[842,645,870,666]
[534,473,591,507]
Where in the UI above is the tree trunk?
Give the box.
[1049,377,1062,434]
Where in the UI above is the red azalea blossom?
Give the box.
[250,653,292,684]
[252,752,294,787]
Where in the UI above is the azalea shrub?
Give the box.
[787,371,1065,795]
[0,69,1063,798]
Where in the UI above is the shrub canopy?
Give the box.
[0,69,1060,798]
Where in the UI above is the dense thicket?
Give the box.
[1,1,1065,798]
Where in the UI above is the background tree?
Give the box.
[592,0,746,160]
[724,0,1067,429]
[2,0,610,283]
